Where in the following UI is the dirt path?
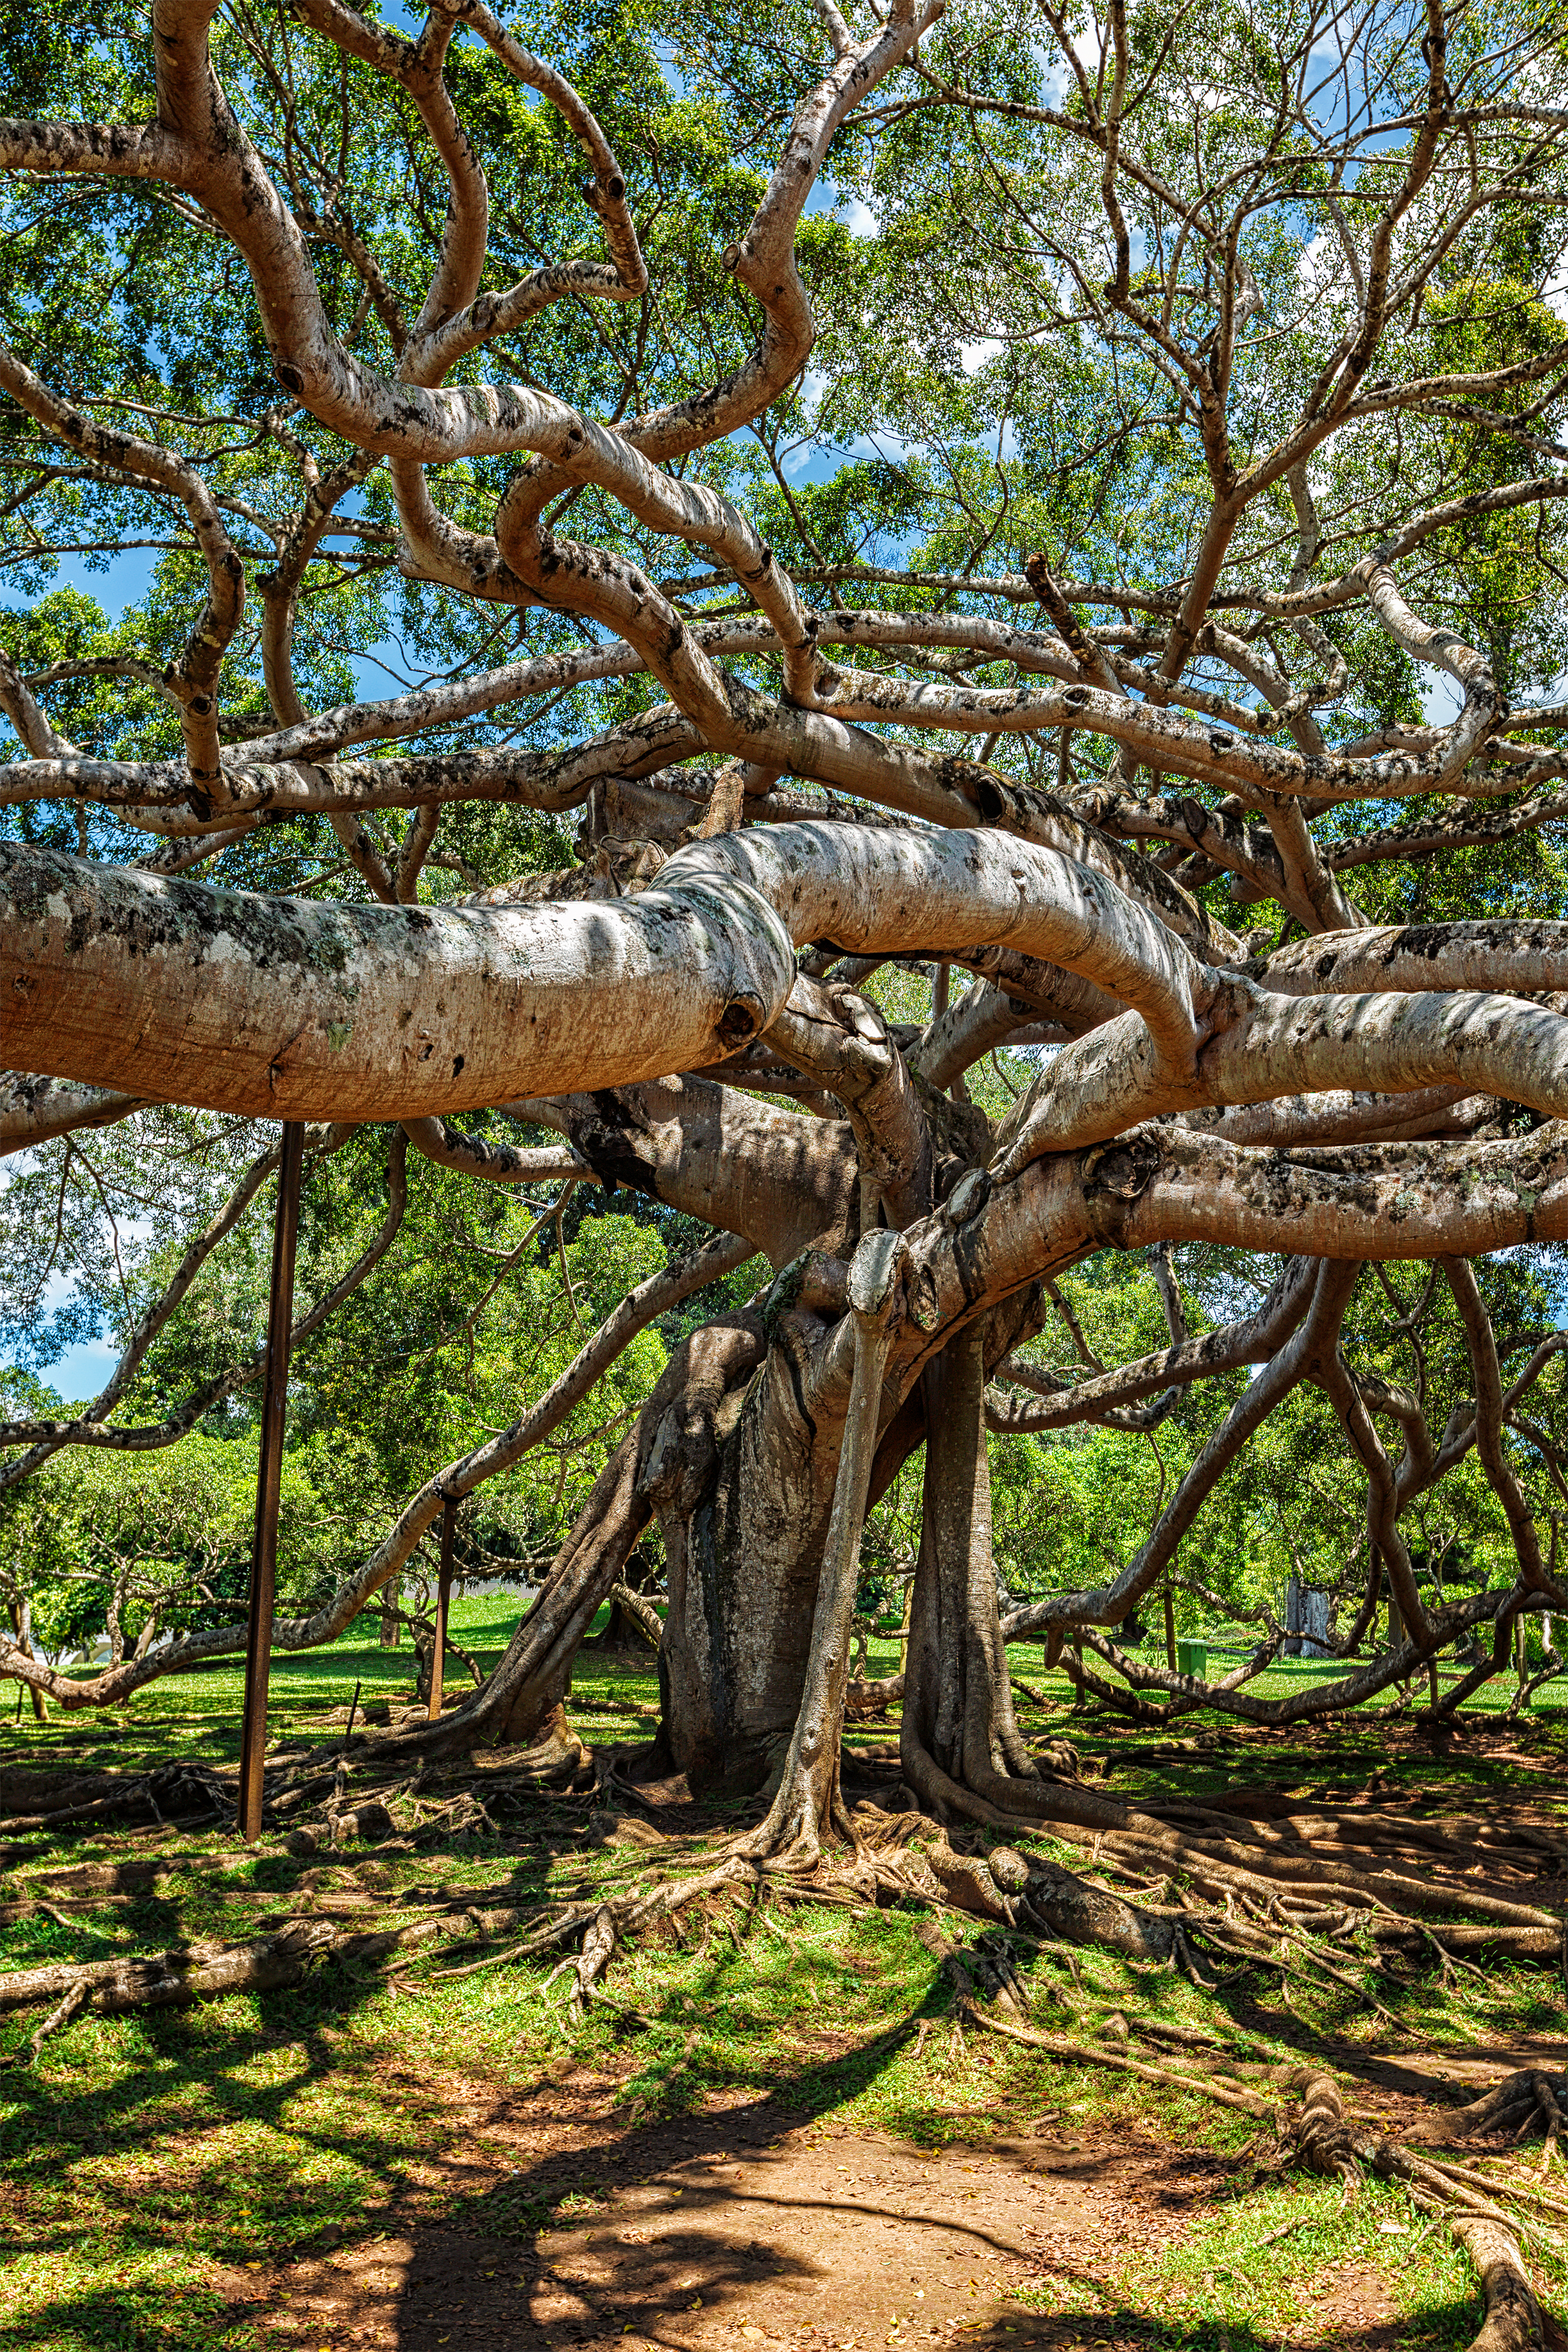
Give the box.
[221,2073,1403,2350]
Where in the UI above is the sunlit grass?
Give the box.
[3,1632,1567,2345]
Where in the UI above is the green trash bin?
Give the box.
[1176,1638,1208,1679]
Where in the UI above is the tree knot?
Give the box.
[1082,1133,1161,1204]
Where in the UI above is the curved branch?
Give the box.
[0,1226,753,1705]
[1002,1260,1357,1634]
[0,1120,360,1487]
[987,1257,1316,1434]
[1443,1256,1564,1603]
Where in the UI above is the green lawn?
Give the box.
[13,1603,1558,1769]
[3,1622,1566,2348]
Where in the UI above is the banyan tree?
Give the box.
[3,0,1568,1860]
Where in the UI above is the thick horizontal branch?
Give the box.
[986,1259,1315,1433]
[1,823,1205,1118]
[0,837,797,1118]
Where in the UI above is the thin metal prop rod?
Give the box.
[429,1499,456,1722]
[238,1121,305,1844]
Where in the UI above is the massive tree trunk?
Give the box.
[448,1316,767,1754]
[658,1261,859,1789]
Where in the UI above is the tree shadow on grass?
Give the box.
[0,1943,1518,2352]
[0,1760,1552,2352]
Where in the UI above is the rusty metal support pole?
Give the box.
[238,1122,305,1845]
[429,1499,456,1723]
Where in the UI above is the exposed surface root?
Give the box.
[1453,2219,1544,2352]
[1426,2070,1568,2149]
[947,1946,1279,2116]
[0,1876,583,2033]
[8,1772,1529,2071]
[1293,2074,1544,2352]
[0,1760,229,1836]
[8,1710,1568,2248]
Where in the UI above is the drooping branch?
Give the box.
[1002,1260,1359,1637]
[0,1222,753,1706]
[401,1119,594,1190]
[0,1120,361,1490]
[1443,1256,1566,1605]
[987,1257,1317,1435]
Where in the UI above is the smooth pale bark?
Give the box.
[764,977,934,1229]
[1,824,1219,1122]
[9,0,1568,1783]
[0,1073,140,1155]
[670,824,1204,1064]
[1260,922,1568,999]
[0,711,703,831]
[0,341,244,799]
[866,1125,1568,1437]
[994,979,1568,1175]
[735,1229,907,1862]
[1183,1086,1483,1149]
[916,980,1047,1090]
[787,653,1511,805]
[951,947,1123,1033]
[0,839,796,1118]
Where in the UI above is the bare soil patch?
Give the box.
[217,2069,1232,2350]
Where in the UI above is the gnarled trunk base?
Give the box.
[901,1323,1123,1834]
